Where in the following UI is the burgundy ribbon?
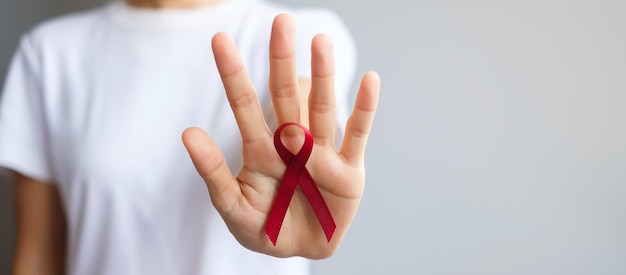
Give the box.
[265,122,336,246]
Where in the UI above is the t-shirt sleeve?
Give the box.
[0,34,54,182]
[293,9,357,147]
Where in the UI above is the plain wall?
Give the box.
[1,0,625,274]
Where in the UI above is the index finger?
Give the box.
[213,32,271,143]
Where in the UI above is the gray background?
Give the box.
[1,0,625,274]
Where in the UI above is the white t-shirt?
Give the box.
[0,0,356,274]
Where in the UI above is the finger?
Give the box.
[340,71,381,167]
[213,32,270,143]
[182,127,240,217]
[308,34,336,147]
[269,14,301,126]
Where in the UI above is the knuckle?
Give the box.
[270,83,299,98]
[356,104,376,113]
[309,101,335,114]
[228,92,257,108]
[200,155,226,181]
[348,125,370,138]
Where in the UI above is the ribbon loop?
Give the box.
[265,122,336,246]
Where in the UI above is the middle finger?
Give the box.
[269,14,301,126]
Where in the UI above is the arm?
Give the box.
[12,173,66,275]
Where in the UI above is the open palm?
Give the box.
[182,14,380,259]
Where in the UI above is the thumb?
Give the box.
[182,127,240,215]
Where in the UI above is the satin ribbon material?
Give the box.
[265,122,336,246]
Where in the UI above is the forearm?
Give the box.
[12,173,66,275]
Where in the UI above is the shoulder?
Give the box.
[23,5,108,52]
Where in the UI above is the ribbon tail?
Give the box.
[299,170,336,243]
[265,165,300,246]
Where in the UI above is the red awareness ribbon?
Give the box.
[265,122,336,246]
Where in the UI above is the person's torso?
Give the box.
[30,1,311,274]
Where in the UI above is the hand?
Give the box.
[182,14,380,259]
